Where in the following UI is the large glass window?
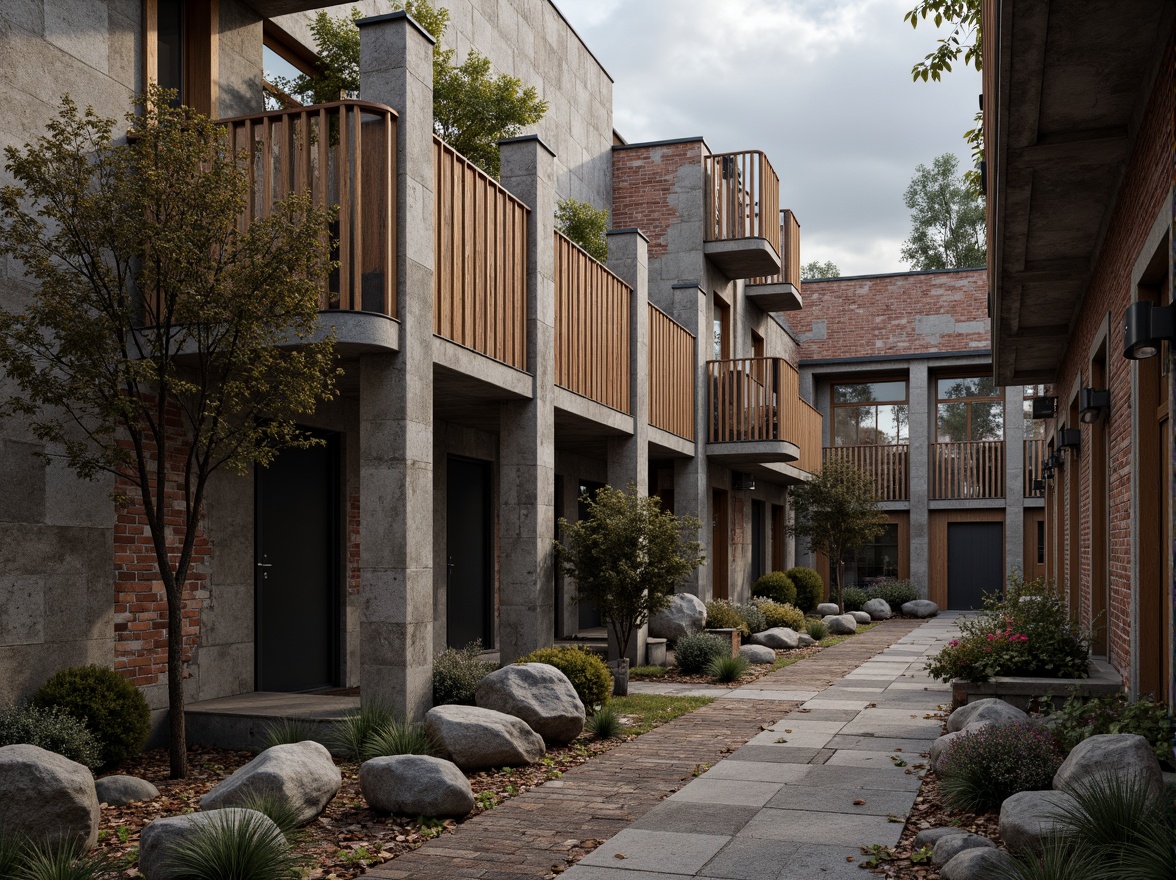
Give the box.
[1023,384,1046,439]
[831,380,908,445]
[936,376,1004,442]
[835,523,900,587]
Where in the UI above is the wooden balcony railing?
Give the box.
[704,150,780,253]
[823,445,910,501]
[1025,438,1045,498]
[433,137,529,370]
[931,440,1006,499]
[748,210,802,288]
[648,305,695,441]
[222,101,398,316]
[554,232,631,413]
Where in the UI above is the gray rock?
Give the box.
[425,705,545,770]
[822,614,857,635]
[816,602,840,616]
[947,698,1027,733]
[475,663,585,745]
[914,826,969,848]
[649,593,707,643]
[1053,733,1164,798]
[96,774,159,806]
[739,644,776,664]
[931,721,992,772]
[749,627,799,650]
[862,597,893,620]
[139,809,286,879]
[200,741,340,826]
[901,599,939,618]
[0,744,100,851]
[940,847,1017,880]
[849,610,873,625]
[933,831,994,865]
[796,633,817,647]
[359,755,474,817]
[998,790,1079,853]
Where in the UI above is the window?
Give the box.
[713,299,730,360]
[831,380,908,446]
[144,0,217,116]
[836,523,900,587]
[1023,384,1046,439]
[936,376,1004,442]
[263,23,322,110]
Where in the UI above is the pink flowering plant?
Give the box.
[926,574,1092,682]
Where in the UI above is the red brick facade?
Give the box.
[611,141,701,260]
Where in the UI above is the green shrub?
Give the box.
[675,633,730,674]
[736,602,767,635]
[1047,691,1174,765]
[925,575,1092,683]
[585,705,623,739]
[705,600,766,636]
[164,809,302,880]
[707,654,750,683]
[938,721,1064,812]
[259,718,320,753]
[432,640,497,707]
[517,646,612,710]
[0,704,103,769]
[841,587,869,612]
[786,567,825,612]
[751,572,797,606]
[32,666,150,767]
[752,599,805,631]
[361,719,438,761]
[864,579,918,609]
[805,619,828,641]
[330,703,397,761]
[555,198,609,263]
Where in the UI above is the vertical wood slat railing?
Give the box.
[823,445,910,501]
[222,101,397,316]
[433,136,529,370]
[931,441,1006,499]
[1025,438,1046,497]
[648,305,695,441]
[704,150,780,254]
[554,232,632,413]
[747,210,802,288]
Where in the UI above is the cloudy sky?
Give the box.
[552,0,981,277]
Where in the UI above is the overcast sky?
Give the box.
[552,0,981,277]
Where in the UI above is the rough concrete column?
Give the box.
[356,12,435,717]
[670,282,710,599]
[605,229,650,665]
[1004,384,1025,578]
[908,360,930,596]
[496,135,557,664]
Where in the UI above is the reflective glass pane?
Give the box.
[157,0,183,101]
[834,407,870,445]
[833,383,871,404]
[937,402,968,442]
[834,381,905,404]
[878,405,908,443]
[1023,400,1044,438]
[867,381,907,403]
[938,376,999,400]
[970,401,1004,440]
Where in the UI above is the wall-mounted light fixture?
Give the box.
[1031,396,1058,419]
[1032,477,1045,493]
[1046,452,1062,470]
[1058,428,1081,452]
[1123,301,1175,359]
[1079,388,1110,423]
[1042,464,1055,482]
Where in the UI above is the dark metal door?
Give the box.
[255,435,339,692]
[751,500,765,583]
[447,457,492,649]
[947,522,1003,610]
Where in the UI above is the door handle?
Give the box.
[256,563,273,568]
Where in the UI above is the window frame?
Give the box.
[934,373,1005,442]
[829,377,909,447]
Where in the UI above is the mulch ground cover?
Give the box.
[630,644,824,686]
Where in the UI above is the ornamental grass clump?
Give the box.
[707,655,750,683]
[805,619,829,641]
[585,706,623,740]
[925,574,1091,683]
[163,810,302,880]
[937,721,1064,813]
[674,633,729,675]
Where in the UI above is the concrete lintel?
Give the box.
[649,426,695,458]
[554,387,634,435]
[356,11,437,45]
[432,336,533,399]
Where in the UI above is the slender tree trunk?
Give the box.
[165,580,187,779]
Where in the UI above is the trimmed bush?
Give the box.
[1047,691,1174,765]
[752,599,805,632]
[786,567,825,612]
[864,579,919,609]
[705,600,766,637]
[841,587,869,612]
[805,619,828,641]
[751,572,797,606]
[938,721,1065,812]
[707,655,750,683]
[432,640,497,706]
[675,633,730,674]
[517,646,612,710]
[32,665,149,767]
[0,703,102,769]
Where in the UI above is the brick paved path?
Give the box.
[367,619,926,880]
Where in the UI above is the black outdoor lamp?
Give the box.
[1046,452,1061,470]
[1058,428,1081,452]
[1032,477,1046,493]
[1079,387,1110,423]
[1123,301,1176,359]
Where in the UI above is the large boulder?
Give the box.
[822,614,857,635]
[849,611,873,625]
[139,809,286,880]
[749,627,799,650]
[862,598,892,620]
[96,774,159,806]
[797,633,817,647]
[816,603,840,616]
[740,644,776,665]
[1052,733,1164,798]
[200,741,340,825]
[947,698,1027,733]
[649,593,707,643]
[425,705,545,770]
[901,599,939,618]
[932,831,994,865]
[998,790,1079,853]
[930,721,991,771]
[359,755,475,817]
[940,847,1017,880]
[475,663,585,745]
[0,744,100,851]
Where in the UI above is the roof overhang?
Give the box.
[985,0,1173,384]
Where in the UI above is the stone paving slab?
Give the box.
[737,807,903,846]
[578,830,730,874]
[766,782,917,816]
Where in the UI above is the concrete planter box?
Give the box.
[950,658,1122,710]
[706,627,742,658]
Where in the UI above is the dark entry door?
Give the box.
[447,457,493,649]
[712,489,729,600]
[255,435,339,692]
[751,500,765,583]
[947,522,1003,609]
[576,480,606,630]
